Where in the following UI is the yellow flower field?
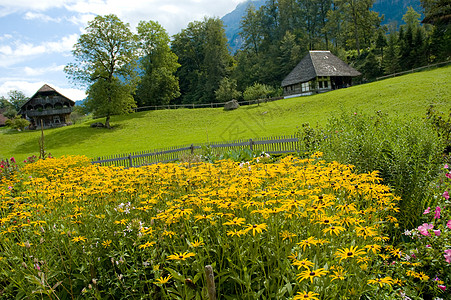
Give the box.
[0,154,406,299]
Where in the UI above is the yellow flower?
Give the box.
[72,236,87,243]
[244,223,267,236]
[223,217,246,226]
[296,268,328,283]
[364,244,382,254]
[114,219,128,225]
[102,239,112,248]
[154,275,172,285]
[329,266,346,281]
[162,230,176,238]
[335,245,366,262]
[139,241,156,249]
[292,258,314,270]
[367,276,394,287]
[280,230,297,241]
[190,239,205,248]
[293,291,320,300]
[167,251,195,261]
[322,225,346,236]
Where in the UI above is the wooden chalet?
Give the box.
[282,50,361,97]
[19,84,75,129]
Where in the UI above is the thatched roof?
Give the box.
[282,51,361,87]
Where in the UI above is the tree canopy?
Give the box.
[65,14,138,128]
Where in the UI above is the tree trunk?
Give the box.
[105,115,111,129]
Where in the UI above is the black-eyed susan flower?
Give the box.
[138,241,156,249]
[322,225,346,236]
[296,268,328,283]
[367,276,394,287]
[223,217,246,226]
[292,258,314,270]
[190,239,205,248]
[293,290,320,300]
[71,236,87,243]
[244,223,267,236]
[335,245,366,262]
[154,275,172,285]
[102,239,112,248]
[167,251,195,261]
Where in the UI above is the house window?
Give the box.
[318,76,330,89]
[301,82,309,92]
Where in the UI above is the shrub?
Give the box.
[215,77,242,102]
[5,116,30,131]
[243,83,275,101]
[297,112,446,231]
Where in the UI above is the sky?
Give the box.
[0,0,246,101]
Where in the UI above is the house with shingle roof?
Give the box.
[19,84,75,129]
[281,50,361,97]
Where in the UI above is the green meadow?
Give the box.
[1,65,450,162]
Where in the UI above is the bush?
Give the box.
[243,83,275,101]
[5,116,30,131]
[297,111,446,231]
[215,77,242,102]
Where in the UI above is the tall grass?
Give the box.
[297,111,446,231]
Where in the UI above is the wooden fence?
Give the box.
[133,97,284,113]
[91,135,301,168]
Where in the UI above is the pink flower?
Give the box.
[423,207,431,214]
[445,164,449,169]
[438,285,446,291]
[447,220,451,230]
[418,223,434,236]
[445,249,451,263]
[434,230,441,236]
[446,173,451,179]
[435,206,441,219]
[444,191,450,200]
[10,157,15,163]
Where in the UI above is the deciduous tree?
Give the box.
[65,14,138,128]
[135,20,180,107]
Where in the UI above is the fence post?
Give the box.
[249,138,254,151]
[190,144,194,155]
[128,154,133,168]
[205,265,216,300]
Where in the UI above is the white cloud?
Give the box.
[0,34,78,68]
[0,80,86,101]
[23,65,65,76]
[24,12,62,22]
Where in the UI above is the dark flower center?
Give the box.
[310,272,315,276]
[347,252,353,256]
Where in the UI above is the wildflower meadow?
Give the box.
[0,153,450,299]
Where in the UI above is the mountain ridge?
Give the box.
[221,0,423,53]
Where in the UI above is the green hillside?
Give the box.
[1,66,450,162]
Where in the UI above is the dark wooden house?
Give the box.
[19,84,75,129]
[282,50,361,97]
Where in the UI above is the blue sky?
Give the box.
[0,0,245,101]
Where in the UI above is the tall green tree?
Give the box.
[172,18,233,104]
[8,90,29,112]
[65,14,138,128]
[135,20,180,107]
[331,0,381,55]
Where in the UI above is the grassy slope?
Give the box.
[1,66,450,161]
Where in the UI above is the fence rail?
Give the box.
[91,135,301,168]
[133,97,284,113]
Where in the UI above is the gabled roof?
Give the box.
[20,84,75,111]
[281,51,361,87]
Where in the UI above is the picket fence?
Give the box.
[91,135,301,168]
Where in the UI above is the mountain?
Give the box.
[221,0,422,53]
[221,0,265,53]
[373,0,423,25]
